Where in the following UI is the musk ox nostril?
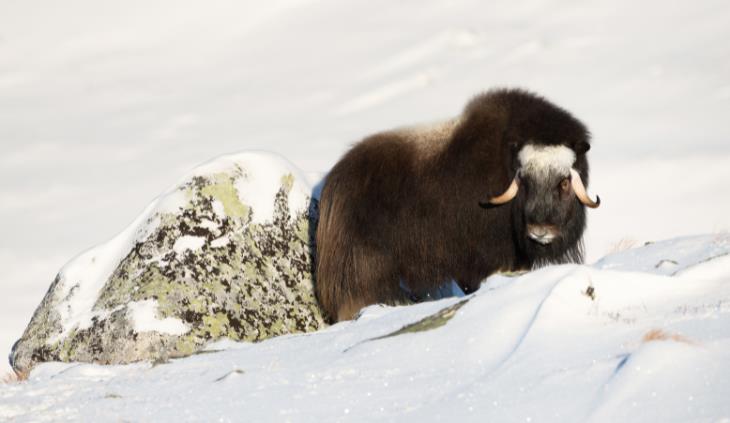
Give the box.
[529,225,548,236]
[526,224,559,244]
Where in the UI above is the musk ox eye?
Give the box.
[575,141,590,154]
[559,178,570,192]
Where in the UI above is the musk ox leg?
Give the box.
[317,243,405,322]
[336,298,368,322]
[457,277,483,295]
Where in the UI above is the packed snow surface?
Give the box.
[2,234,729,422]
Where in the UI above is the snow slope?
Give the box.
[2,235,729,422]
[1,0,729,381]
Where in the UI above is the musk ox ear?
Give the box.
[575,141,590,155]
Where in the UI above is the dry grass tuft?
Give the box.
[2,370,29,384]
[606,238,638,255]
[712,230,729,243]
[642,329,693,345]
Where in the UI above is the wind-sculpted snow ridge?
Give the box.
[593,234,730,275]
[3,234,729,422]
[9,151,327,375]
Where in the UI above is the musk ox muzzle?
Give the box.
[527,223,559,245]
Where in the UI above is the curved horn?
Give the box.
[488,176,519,205]
[570,168,601,208]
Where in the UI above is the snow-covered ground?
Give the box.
[2,234,729,422]
[1,0,729,416]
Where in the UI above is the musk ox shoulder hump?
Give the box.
[388,116,462,159]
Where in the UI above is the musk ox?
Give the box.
[316,88,600,321]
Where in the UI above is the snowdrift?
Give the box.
[3,234,729,422]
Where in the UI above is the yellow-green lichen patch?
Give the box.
[8,274,66,372]
[280,173,294,192]
[202,313,230,338]
[200,173,249,218]
[386,300,469,336]
[57,334,76,362]
[174,337,198,356]
[347,300,470,352]
[10,165,327,372]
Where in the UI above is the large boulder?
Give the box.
[10,152,327,374]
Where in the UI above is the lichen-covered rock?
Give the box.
[10,152,327,374]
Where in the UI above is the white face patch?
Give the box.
[518,144,576,179]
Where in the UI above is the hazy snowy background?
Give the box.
[1,0,729,378]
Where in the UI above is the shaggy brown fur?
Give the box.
[316,89,593,321]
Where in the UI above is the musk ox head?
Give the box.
[464,89,601,265]
[487,142,600,263]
